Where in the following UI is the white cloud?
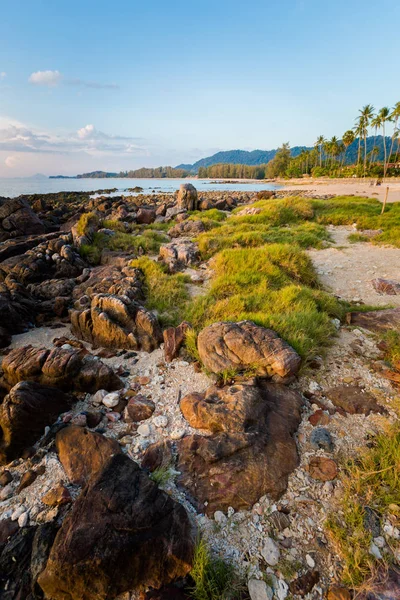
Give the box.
[77,124,96,140]
[5,155,18,168]
[0,72,6,80]
[29,70,62,87]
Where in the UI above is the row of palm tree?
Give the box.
[313,102,400,177]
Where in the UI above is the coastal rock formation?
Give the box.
[55,425,122,485]
[349,307,400,333]
[144,380,303,513]
[197,321,301,380]
[176,183,198,211]
[1,345,122,392]
[0,197,45,242]
[72,264,144,306]
[163,321,191,362]
[326,385,384,415]
[168,220,206,238]
[71,294,162,351]
[0,275,37,337]
[38,453,195,599]
[0,381,73,464]
[159,240,200,272]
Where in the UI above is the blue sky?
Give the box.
[0,0,399,176]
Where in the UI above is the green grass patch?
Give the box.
[130,256,190,326]
[186,244,343,361]
[76,211,99,236]
[79,230,168,265]
[187,208,228,231]
[101,219,127,232]
[326,426,400,588]
[189,538,245,600]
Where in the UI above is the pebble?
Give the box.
[214,511,227,524]
[248,579,273,600]
[153,415,168,428]
[170,428,186,440]
[11,505,27,521]
[106,412,121,422]
[92,389,108,405]
[137,423,151,437]
[369,542,382,559]
[305,553,315,568]
[0,483,14,500]
[102,392,120,408]
[373,536,386,548]
[18,511,29,528]
[261,537,280,566]
[310,427,334,452]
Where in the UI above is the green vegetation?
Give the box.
[149,465,175,487]
[130,257,190,326]
[188,208,228,230]
[326,426,400,587]
[189,538,245,600]
[80,229,168,265]
[76,211,99,236]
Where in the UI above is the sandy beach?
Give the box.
[280,177,400,203]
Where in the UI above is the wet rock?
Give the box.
[326,385,384,415]
[1,345,122,392]
[0,381,73,465]
[289,571,320,596]
[176,183,198,211]
[55,425,122,485]
[197,321,301,380]
[0,326,11,349]
[145,380,302,513]
[125,395,156,422]
[38,453,195,599]
[308,456,338,481]
[71,294,162,351]
[310,427,334,452]
[159,240,200,272]
[372,278,400,295]
[163,321,191,362]
[169,220,205,238]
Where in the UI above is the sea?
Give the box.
[0,178,279,198]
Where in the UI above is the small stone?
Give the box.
[309,381,322,393]
[42,483,72,507]
[308,410,330,426]
[308,456,338,481]
[305,554,315,568]
[137,376,151,385]
[137,423,151,437]
[170,428,186,440]
[70,413,87,427]
[261,537,280,566]
[16,469,38,493]
[11,505,27,521]
[248,578,273,600]
[153,415,168,428]
[214,511,227,524]
[125,395,155,422]
[269,511,290,531]
[369,542,382,559]
[373,536,386,548]
[102,392,120,408]
[310,427,334,452]
[18,511,29,527]
[0,483,14,500]
[106,412,121,422]
[92,389,108,405]
[289,570,320,596]
[0,470,12,486]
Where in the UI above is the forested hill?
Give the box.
[176,136,393,173]
[176,147,310,172]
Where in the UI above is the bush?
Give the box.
[76,212,99,236]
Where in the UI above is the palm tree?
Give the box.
[341,130,355,166]
[330,136,340,166]
[370,114,382,164]
[315,135,325,167]
[353,117,365,168]
[388,102,400,164]
[358,105,374,174]
[379,107,393,177]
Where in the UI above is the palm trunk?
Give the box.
[342,146,347,167]
[357,137,361,166]
[383,126,388,178]
[388,118,398,166]
[364,134,367,175]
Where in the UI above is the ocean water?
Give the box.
[0,177,279,198]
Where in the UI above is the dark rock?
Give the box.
[0,197,45,242]
[159,240,200,272]
[310,427,334,452]
[31,523,59,600]
[364,506,381,538]
[125,395,156,422]
[327,385,384,415]
[197,320,301,381]
[168,220,205,238]
[55,425,122,485]
[176,184,198,211]
[0,469,12,486]
[145,380,302,513]
[0,326,11,349]
[289,570,320,596]
[0,382,73,465]
[38,453,195,599]
[0,525,36,599]
[372,278,400,295]
[0,519,19,547]
[269,511,290,531]
[136,208,156,224]
[163,321,191,362]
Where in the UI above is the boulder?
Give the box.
[326,385,384,415]
[0,381,73,464]
[0,275,37,335]
[197,321,301,381]
[38,453,195,599]
[176,184,198,211]
[72,264,144,306]
[163,321,191,362]
[144,380,302,513]
[136,208,156,224]
[0,197,45,242]
[125,395,156,422]
[372,278,400,295]
[0,525,36,599]
[159,240,200,272]
[1,345,122,392]
[168,220,205,238]
[56,426,122,485]
[71,294,162,351]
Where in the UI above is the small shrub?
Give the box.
[76,212,99,236]
[149,465,175,487]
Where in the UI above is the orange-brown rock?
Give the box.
[197,320,301,381]
[163,321,191,362]
[327,586,352,600]
[308,456,338,481]
[326,385,384,415]
[55,426,122,485]
[38,453,195,599]
[42,484,72,507]
[125,395,155,422]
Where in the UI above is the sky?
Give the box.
[0,0,399,177]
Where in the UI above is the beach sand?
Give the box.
[280,177,400,203]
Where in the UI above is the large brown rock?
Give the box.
[163,321,191,362]
[71,294,162,351]
[326,385,384,415]
[168,220,205,238]
[0,381,73,464]
[0,197,45,242]
[38,453,195,600]
[55,426,122,485]
[1,345,122,392]
[72,264,144,305]
[144,380,303,513]
[176,184,198,211]
[197,321,301,381]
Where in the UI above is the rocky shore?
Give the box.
[0,184,399,600]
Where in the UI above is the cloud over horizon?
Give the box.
[28,70,119,90]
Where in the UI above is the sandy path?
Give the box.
[308,225,400,305]
[281,178,400,203]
